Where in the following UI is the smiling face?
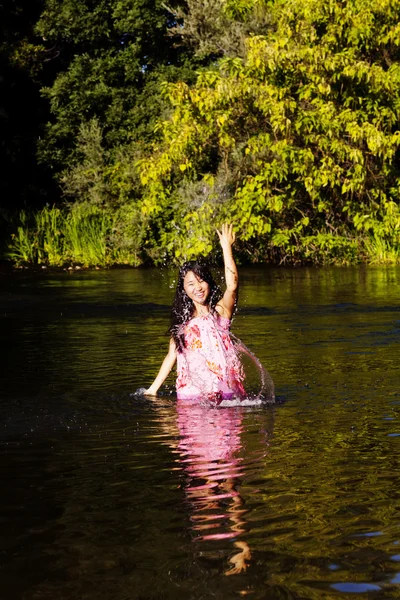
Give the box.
[183,271,210,306]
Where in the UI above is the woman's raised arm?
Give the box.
[216,223,238,320]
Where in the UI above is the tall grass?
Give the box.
[64,206,111,265]
[7,204,400,268]
[37,207,64,265]
[363,234,400,265]
[7,211,39,264]
[6,204,145,267]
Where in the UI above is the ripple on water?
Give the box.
[2,267,400,599]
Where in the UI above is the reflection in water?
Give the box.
[177,400,249,575]
[154,398,273,576]
[2,266,400,598]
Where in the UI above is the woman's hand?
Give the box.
[144,387,157,396]
[217,223,236,250]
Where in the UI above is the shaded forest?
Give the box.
[2,0,400,266]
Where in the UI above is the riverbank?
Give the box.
[3,204,400,268]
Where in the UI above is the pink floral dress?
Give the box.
[176,313,246,402]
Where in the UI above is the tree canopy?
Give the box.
[137,0,400,263]
[4,0,400,266]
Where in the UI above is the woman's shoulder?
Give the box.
[215,300,236,321]
[214,303,232,322]
[214,311,231,330]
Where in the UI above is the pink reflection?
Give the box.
[177,400,242,462]
[176,398,251,575]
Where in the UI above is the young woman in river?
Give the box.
[145,223,246,403]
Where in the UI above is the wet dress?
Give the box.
[176,312,245,402]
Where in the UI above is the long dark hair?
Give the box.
[170,260,221,352]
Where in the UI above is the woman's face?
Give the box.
[183,271,210,305]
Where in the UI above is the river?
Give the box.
[1,266,399,599]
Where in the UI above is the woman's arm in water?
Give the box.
[216,223,238,320]
[145,337,177,395]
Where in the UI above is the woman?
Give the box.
[145,224,245,403]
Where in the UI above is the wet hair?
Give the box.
[170,260,222,352]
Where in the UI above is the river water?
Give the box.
[1,266,400,599]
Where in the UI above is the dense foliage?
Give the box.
[4,0,400,266]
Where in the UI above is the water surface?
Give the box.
[1,266,400,599]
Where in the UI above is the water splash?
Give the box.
[134,330,274,407]
[134,320,274,406]
[133,388,148,396]
[220,332,275,406]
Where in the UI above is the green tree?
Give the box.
[5,0,202,266]
[167,0,273,59]
[35,0,199,178]
[137,0,400,264]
